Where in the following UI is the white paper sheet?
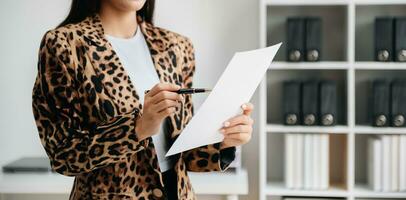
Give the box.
[166,43,282,157]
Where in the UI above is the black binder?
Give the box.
[302,81,319,126]
[287,18,305,62]
[305,17,322,62]
[283,81,301,125]
[319,81,337,126]
[374,17,394,62]
[371,80,390,127]
[391,80,406,127]
[395,18,406,62]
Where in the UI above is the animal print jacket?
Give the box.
[32,13,236,200]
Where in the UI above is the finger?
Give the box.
[153,99,179,113]
[223,115,253,128]
[241,102,254,116]
[223,132,251,142]
[222,138,240,147]
[157,106,177,118]
[220,125,252,135]
[147,83,181,97]
[151,90,183,104]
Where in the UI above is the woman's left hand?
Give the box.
[220,103,254,150]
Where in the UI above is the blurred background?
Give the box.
[0,0,259,200]
[2,1,406,200]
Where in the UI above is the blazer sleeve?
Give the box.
[180,37,236,172]
[32,30,147,176]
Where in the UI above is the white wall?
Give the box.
[0,0,71,166]
[0,1,259,200]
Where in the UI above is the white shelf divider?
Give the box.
[270,61,350,70]
[354,125,406,134]
[264,0,350,6]
[354,0,406,5]
[354,184,406,198]
[266,124,349,134]
[265,0,406,6]
[354,62,406,70]
[266,181,349,197]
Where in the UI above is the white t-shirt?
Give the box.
[106,27,175,172]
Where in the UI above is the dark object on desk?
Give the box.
[391,80,406,127]
[287,18,305,62]
[283,81,301,125]
[305,17,322,62]
[371,80,390,127]
[319,80,337,126]
[302,81,319,126]
[374,17,394,62]
[395,18,406,62]
[2,157,51,173]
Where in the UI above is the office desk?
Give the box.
[0,169,248,200]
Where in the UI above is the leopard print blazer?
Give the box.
[32,13,236,200]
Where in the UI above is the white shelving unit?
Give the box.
[259,0,406,200]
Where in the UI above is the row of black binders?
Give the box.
[287,17,322,62]
[371,80,406,127]
[283,80,337,126]
[375,17,406,62]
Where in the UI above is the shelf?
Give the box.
[355,5,406,61]
[266,5,348,61]
[354,0,406,5]
[354,62,406,70]
[354,184,406,198]
[266,70,348,125]
[266,125,406,134]
[188,170,248,195]
[270,62,350,70]
[265,181,348,197]
[266,124,349,133]
[269,62,406,70]
[354,125,406,134]
[0,172,72,194]
[267,0,406,6]
[0,170,248,195]
[265,0,406,6]
[354,70,406,125]
[264,0,350,6]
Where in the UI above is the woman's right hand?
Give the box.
[135,83,184,141]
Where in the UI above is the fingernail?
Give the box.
[242,104,247,109]
[220,129,225,133]
[223,121,230,127]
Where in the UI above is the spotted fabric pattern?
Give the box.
[32,13,235,200]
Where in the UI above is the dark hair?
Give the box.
[58,0,155,28]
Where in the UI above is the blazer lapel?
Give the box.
[79,14,142,118]
[140,20,185,139]
[80,14,184,139]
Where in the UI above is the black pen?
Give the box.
[144,88,212,94]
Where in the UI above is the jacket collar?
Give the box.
[79,13,171,105]
[78,13,183,140]
[80,13,156,48]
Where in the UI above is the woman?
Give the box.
[32,0,254,199]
